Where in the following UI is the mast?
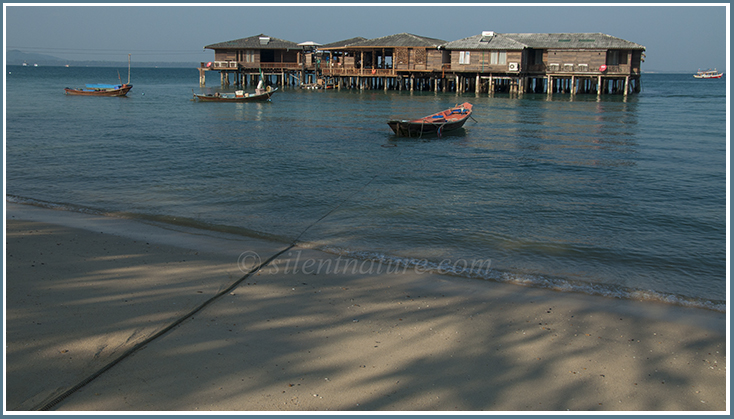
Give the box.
[127,54,131,84]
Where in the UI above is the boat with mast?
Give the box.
[64,54,133,96]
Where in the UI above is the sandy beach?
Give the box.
[4,202,727,412]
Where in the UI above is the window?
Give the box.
[490,51,506,65]
[459,51,471,64]
[607,50,620,65]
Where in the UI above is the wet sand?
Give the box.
[5,202,727,411]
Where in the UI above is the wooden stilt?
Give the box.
[198,68,206,86]
[547,75,553,95]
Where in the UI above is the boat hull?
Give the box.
[194,88,277,102]
[387,102,473,138]
[64,84,133,97]
[387,118,470,137]
[694,70,723,79]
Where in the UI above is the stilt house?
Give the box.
[201,34,302,86]
[321,33,448,76]
[443,32,646,94]
[198,31,646,95]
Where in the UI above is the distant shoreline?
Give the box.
[6,62,200,69]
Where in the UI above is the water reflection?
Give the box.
[471,94,640,169]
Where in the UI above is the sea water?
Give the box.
[5,66,727,311]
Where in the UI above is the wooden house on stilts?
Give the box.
[443,32,646,95]
[198,31,645,95]
[200,34,303,87]
[320,33,449,91]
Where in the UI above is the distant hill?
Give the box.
[7,49,66,65]
[642,69,695,74]
[6,49,199,68]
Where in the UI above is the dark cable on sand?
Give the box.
[35,244,294,411]
[35,143,403,411]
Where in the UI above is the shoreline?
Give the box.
[5,202,728,411]
[7,195,726,314]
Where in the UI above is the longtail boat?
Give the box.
[64,83,133,96]
[193,86,277,102]
[387,102,473,138]
[64,54,133,97]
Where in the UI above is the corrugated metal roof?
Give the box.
[319,37,368,49]
[205,32,645,52]
[345,33,447,48]
[444,32,645,50]
[205,34,300,50]
[443,33,527,50]
[504,33,645,49]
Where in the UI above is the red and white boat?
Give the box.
[693,69,723,79]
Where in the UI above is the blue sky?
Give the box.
[4,3,729,72]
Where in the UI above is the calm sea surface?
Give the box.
[5,66,727,311]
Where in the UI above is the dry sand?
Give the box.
[4,202,728,412]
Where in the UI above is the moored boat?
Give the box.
[193,86,277,102]
[64,54,133,96]
[694,69,723,79]
[64,83,133,96]
[388,102,473,138]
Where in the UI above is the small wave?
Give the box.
[312,244,726,313]
[6,195,290,244]
[7,195,107,215]
[7,195,726,313]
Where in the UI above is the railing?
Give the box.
[255,63,301,70]
[211,61,238,69]
[203,61,303,71]
[321,66,354,76]
[322,66,394,76]
[200,61,641,76]
[536,63,634,75]
[201,61,238,70]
